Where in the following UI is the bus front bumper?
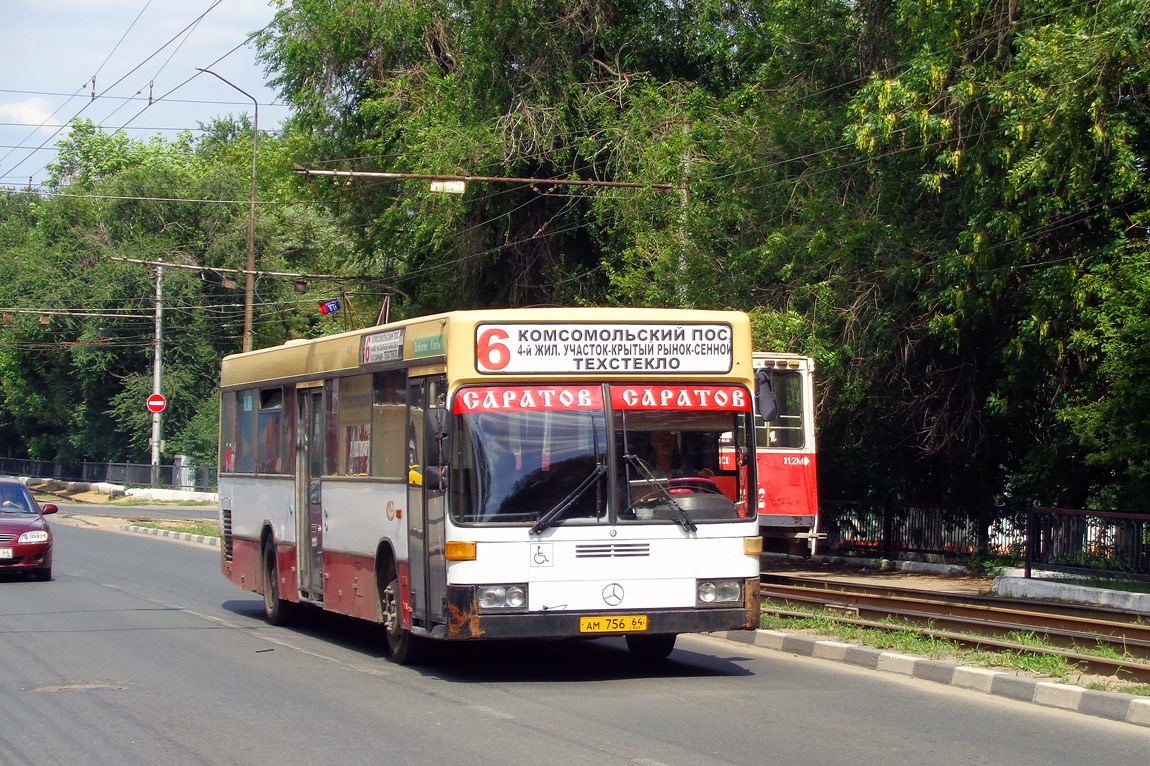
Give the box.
[444,578,760,640]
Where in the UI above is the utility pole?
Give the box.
[151,265,163,486]
[197,68,258,352]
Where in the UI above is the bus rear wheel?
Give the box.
[381,564,423,665]
[625,633,677,660]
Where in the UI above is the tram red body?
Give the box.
[753,352,821,555]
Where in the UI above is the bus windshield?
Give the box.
[453,408,609,524]
[451,384,753,526]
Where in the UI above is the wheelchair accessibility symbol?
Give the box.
[530,543,553,567]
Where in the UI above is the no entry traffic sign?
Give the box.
[146,394,167,413]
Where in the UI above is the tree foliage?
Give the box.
[1,1,1147,510]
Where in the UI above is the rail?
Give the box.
[760,574,1150,683]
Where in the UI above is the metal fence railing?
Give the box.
[820,501,1027,560]
[0,457,217,492]
[1026,506,1150,581]
[820,501,1149,580]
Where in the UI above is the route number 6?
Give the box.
[477,328,511,371]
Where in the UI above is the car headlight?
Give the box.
[18,530,49,544]
[697,579,743,605]
[477,584,528,612]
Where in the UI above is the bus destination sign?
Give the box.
[475,322,733,375]
[361,328,405,364]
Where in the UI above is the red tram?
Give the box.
[753,352,821,556]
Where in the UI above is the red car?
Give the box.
[0,480,57,581]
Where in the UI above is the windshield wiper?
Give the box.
[623,453,697,533]
[530,463,607,535]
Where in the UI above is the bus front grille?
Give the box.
[575,543,650,558]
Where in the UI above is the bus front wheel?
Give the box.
[625,633,677,660]
[382,564,423,665]
[262,540,295,626]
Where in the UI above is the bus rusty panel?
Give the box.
[447,586,484,639]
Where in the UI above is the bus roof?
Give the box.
[222,307,754,389]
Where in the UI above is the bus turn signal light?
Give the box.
[744,536,763,557]
[446,541,477,561]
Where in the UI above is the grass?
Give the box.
[131,520,220,537]
[761,605,1150,697]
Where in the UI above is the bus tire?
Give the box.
[625,633,676,660]
[382,563,423,665]
[262,540,295,626]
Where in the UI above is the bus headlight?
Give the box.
[477,584,528,612]
[696,579,743,605]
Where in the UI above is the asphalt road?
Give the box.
[1,523,1147,766]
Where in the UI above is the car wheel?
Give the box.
[381,563,423,665]
[625,633,677,660]
[32,567,52,582]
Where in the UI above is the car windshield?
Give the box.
[450,383,754,526]
[0,487,35,513]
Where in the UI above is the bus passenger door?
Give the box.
[296,386,325,601]
[407,375,448,632]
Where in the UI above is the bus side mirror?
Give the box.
[755,368,779,422]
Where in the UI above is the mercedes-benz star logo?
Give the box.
[601,583,624,606]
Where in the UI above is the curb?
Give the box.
[122,524,219,547]
[716,628,1150,728]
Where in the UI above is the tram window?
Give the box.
[339,374,373,475]
[756,371,804,449]
[236,389,256,473]
[257,387,285,473]
[371,370,406,479]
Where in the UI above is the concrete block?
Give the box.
[1033,682,1085,711]
[912,660,956,684]
[780,634,818,656]
[951,666,1000,693]
[1078,689,1138,721]
[812,641,853,661]
[876,652,920,676]
[752,630,787,651]
[1126,698,1150,727]
[989,674,1039,702]
[842,645,881,669]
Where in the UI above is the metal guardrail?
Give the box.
[0,457,217,492]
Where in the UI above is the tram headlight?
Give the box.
[696,579,743,606]
[477,584,528,612]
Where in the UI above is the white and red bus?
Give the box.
[218,308,763,663]
[752,352,821,556]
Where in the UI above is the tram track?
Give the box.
[759,574,1150,684]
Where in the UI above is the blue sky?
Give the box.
[0,0,292,188]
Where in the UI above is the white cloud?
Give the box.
[0,98,64,135]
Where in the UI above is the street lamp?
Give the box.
[197,67,258,352]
